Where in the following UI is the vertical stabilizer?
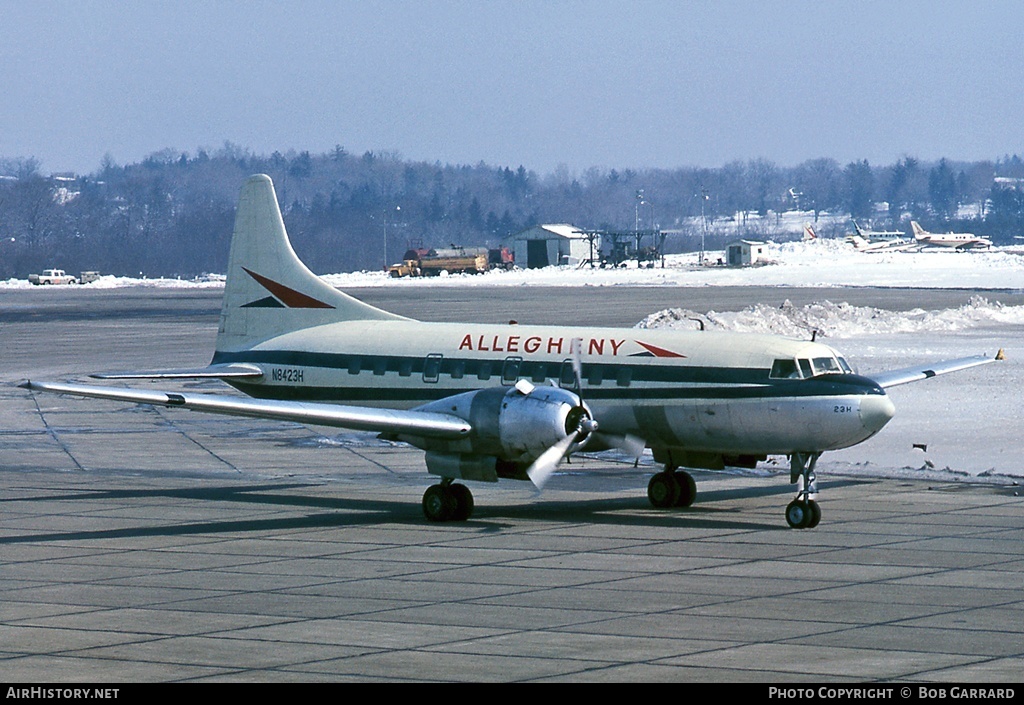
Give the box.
[216,174,405,353]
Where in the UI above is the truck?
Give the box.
[388,246,514,278]
[28,269,78,285]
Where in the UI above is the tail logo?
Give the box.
[241,268,335,309]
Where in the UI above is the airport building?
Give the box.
[508,224,595,268]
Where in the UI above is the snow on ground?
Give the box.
[6,238,1024,290]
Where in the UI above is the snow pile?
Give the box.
[637,296,1024,339]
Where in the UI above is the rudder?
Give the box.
[216,174,405,353]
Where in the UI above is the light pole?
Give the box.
[383,205,400,271]
[699,187,709,265]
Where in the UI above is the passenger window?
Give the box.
[348,357,362,375]
[477,362,492,381]
[530,362,548,383]
[616,368,632,387]
[423,354,442,383]
[588,367,603,385]
[770,359,800,379]
[501,357,522,385]
[450,361,465,379]
[373,358,387,376]
[559,360,577,388]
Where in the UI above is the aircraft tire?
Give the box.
[423,484,456,522]
[806,500,821,528]
[648,472,680,508]
[785,499,812,529]
[449,483,474,521]
[673,471,697,508]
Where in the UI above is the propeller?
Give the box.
[567,337,645,464]
[526,433,578,490]
[525,338,644,491]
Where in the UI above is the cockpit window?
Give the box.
[770,359,800,379]
[812,357,843,375]
[772,356,853,380]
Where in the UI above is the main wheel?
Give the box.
[449,483,474,521]
[674,471,697,507]
[423,484,455,522]
[648,472,680,508]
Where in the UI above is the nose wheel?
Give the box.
[785,498,821,529]
[787,452,822,529]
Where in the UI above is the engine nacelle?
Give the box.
[497,384,593,458]
[410,383,594,463]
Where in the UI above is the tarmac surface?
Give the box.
[2,286,1022,682]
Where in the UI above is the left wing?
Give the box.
[19,380,471,439]
[89,363,264,380]
[869,350,1003,389]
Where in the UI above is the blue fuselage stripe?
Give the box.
[213,349,885,403]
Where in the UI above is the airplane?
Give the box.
[911,221,993,250]
[20,175,1004,529]
[802,224,817,241]
[846,221,915,252]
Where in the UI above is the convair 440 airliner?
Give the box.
[22,175,1003,528]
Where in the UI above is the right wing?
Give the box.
[869,350,1003,389]
[20,380,471,439]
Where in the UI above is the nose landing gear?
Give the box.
[786,452,822,529]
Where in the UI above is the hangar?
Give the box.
[509,224,595,269]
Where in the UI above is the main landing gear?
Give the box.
[786,452,822,529]
[422,479,474,522]
[647,466,696,509]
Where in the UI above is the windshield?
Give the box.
[812,357,843,375]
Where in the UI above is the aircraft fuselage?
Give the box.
[213,318,895,459]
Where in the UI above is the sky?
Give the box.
[2,0,1022,177]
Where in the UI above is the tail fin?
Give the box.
[911,221,927,239]
[802,224,817,240]
[216,174,405,353]
[852,220,865,237]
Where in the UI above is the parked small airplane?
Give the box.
[911,221,993,250]
[846,221,915,252]
[20,175,1003,528]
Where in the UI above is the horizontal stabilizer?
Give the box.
[90,363,265,380]
[870,350,1003,389]
[20,380,472,439]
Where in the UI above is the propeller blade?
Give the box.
[594,431,646,461]
[613,433,646,459]
[570,337,584,391]
[526,434,576,491]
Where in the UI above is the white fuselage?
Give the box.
[214,319,895,457]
